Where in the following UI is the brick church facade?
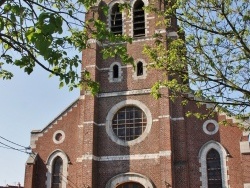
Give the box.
[24,0,250,187]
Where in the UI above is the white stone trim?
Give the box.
[77,150,171,162]
[132,58,147,80]
[30,132,43,149]
[105,172,154,188]
[243,131,250,136]
[108,62,123,82]
[244,183,250,188]
[79,116,184,128]
[166,31,178,37]
[171,117,184,121]
[106,100,152,146]
[83,121,97,125]
[53,130,65,144]
[85,64,133,71]
[202,119,219,135]
[240,141,250,154]
[98,89,151,98]
[87,39,102,46]
[79,95,85,100]
[132,37,155,42]
[85,65,96,68]
[158,115,170,119]
[199,141,228,188]
[155,29,166,34]
[46,150,69,188]
[147,16,155,19]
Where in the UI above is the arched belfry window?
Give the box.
[133,0,145,37]
[111,3,122,35]
[52,156,63,188]
[137,61,143,76]
[113,64,119,78]
[206,149,222,188]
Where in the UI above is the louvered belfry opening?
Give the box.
[133,0,145,37]
[111,3,122,35]
[206,149,223,188]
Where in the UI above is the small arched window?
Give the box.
[206,149,222,188]
[52,156,63,188]
[109,62,123,82]
[137,61,143,76]
[113,64,119,78]
[111,3,122,35]
[133,0,145,37]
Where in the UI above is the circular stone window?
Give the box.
[106,100,152,146]
[203,120,219,135]
[112,106,147,141]
[53,130,65,144]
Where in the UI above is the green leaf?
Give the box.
[25,27,35,42]
[59,82,64,88]
[4,4,11,13]
[24,67,33,74]
[0,19,4,31]
[10,13,16,22]
[68,10,73,16]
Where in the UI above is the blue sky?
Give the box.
[0,65,80,186]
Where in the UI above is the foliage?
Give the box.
[0,0,132,93]
[144,0,250,121]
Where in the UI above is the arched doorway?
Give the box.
[105,172,154,188]
[116,182,144,188]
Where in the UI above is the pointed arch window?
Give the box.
[206,149,222,188]
[113,64,119,78]
[111,3,122,35]
[199,141,228,188]
[133,0,145,37]
[52,156,63,188]
[137,61,143,76]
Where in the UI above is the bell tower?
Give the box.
[79,0,178,187]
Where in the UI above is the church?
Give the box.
[24,0,250,187]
